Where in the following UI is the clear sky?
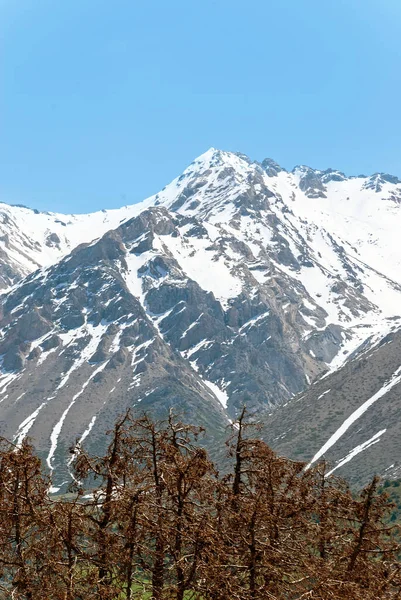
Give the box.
[1,0,401,213]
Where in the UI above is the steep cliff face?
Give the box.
[1,148,401,487]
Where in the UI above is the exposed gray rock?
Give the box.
[261,158,285,177]
[305,324,345,363]
[3,349,26,372]
[296,167,327,198]
[46,232,61,248]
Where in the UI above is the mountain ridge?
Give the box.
[2,146,401,219]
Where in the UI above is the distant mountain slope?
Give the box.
[1,148,401,486]
[261,322,401,487]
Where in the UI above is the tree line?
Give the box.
[0,408,400,599]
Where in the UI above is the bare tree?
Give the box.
[1,412,401,599]
[0,438,50,599]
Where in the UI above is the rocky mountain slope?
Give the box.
[262,323,401,487]
[1,148,401,488]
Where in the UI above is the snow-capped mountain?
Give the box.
[0,200,153,289]
[1,147,401,487]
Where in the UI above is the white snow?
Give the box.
[305,365,401,470]
[131,339,154,366]
[161,233,242,308]
[56,321,109,390]
[13,403,46,447]
[181,313,204,338]
[326,429,386,477]
[181,339,212,359]
[202,379,229,408]
[67,415,98,466]
[76,415,97,447]
[0,373,19,402]
[47,361,108,471]
[238,311,270,333]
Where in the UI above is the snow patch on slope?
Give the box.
[305,366,401,470]
[326,429,386,477]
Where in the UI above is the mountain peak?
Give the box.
[261,157,285,177]
[292,164,319,176]
[191,147,220,164]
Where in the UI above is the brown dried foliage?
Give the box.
[0,409,400,599]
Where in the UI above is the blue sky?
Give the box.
[1,0,401,213]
